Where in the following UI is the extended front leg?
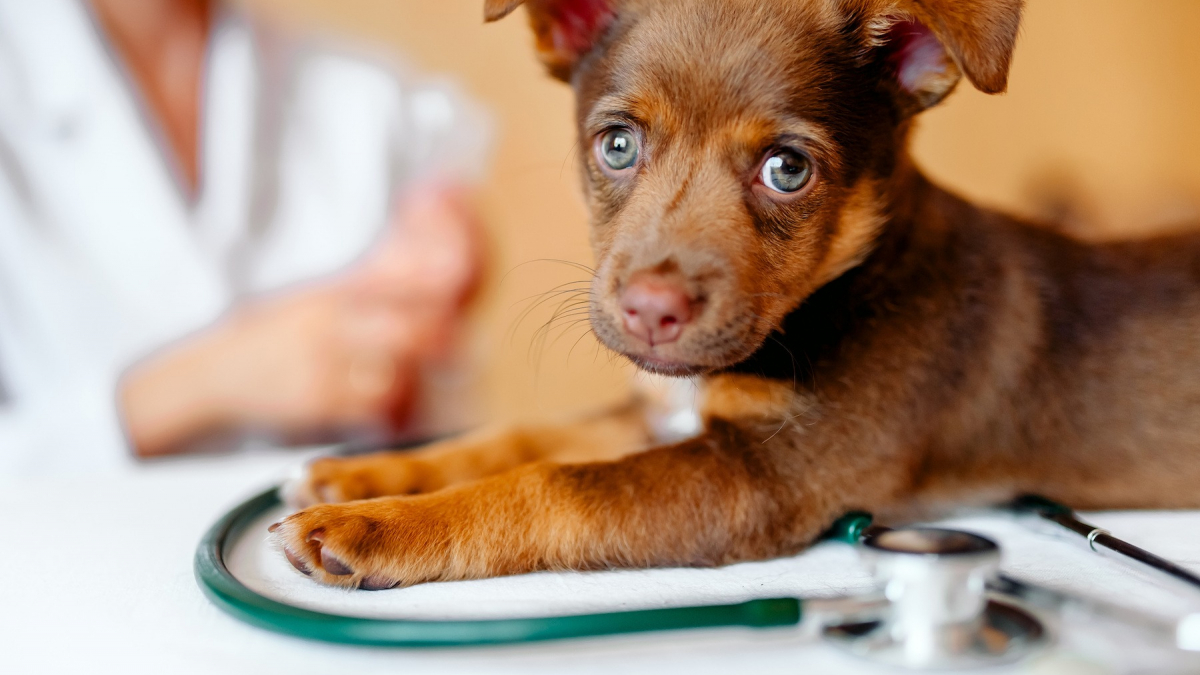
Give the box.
[284,400,653,506]
[271,420,901,589]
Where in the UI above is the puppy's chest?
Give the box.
[636,373,805,443]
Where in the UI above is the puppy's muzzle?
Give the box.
[618,272,697,346]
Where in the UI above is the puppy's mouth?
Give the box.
[590,300,772,377]
[622,353,708,377]
[585,259,786,375]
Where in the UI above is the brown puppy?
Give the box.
[271,0,1200,590]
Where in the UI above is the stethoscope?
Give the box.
[196,489,1200,668]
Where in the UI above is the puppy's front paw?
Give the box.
[281,454,430,508]
[269,497,451,589]
[280,457,353,508]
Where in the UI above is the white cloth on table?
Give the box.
[4,451,1196,675]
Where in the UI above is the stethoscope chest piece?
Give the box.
[824,528,1047,670]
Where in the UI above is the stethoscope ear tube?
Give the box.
[195,487,803,647]
[1013,495,1200,592]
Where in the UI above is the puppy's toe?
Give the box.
[284,547,312,576]
[360,575,400,591]
[320,547,354,576]
[280,459,346,508]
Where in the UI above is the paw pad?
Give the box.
[320,548,354,576]
[283,547,312,576]
[360,575,400,591]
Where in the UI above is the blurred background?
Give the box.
[234,0,1200,427]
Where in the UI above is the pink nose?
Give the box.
[619,275,694,346]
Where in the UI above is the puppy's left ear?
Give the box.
[484,0,617,81]
[865,0,1023,111]
[908,0,1023,94]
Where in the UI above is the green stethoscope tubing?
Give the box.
[196,484,1200,648]
[194,487,874,647]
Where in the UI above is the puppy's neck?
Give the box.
[725,163,987,386]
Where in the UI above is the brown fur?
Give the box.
[274,0,1200,590]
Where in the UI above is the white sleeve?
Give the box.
[239,45,489,294]
[385,79,493,436]
[0,183,138,478]
[0,371,135,478]
[392,76,492,192]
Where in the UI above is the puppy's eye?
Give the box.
[599,128,639,171]
[761,150,812,194]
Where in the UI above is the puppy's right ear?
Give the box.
[484,0,617,81]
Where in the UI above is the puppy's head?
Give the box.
[487,0,1022,375]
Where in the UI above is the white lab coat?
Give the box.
[0,0,487,476]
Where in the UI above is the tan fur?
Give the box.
[701,374,801,423]
[812,178,889,288]
[274,0,1200,590]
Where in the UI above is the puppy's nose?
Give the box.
[619,275,694,346]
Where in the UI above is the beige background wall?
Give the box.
[237,0,1200,426]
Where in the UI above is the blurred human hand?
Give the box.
[121,186,483,456]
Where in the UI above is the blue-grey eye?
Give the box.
[599,128,638,171]
[761,150,812,193]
